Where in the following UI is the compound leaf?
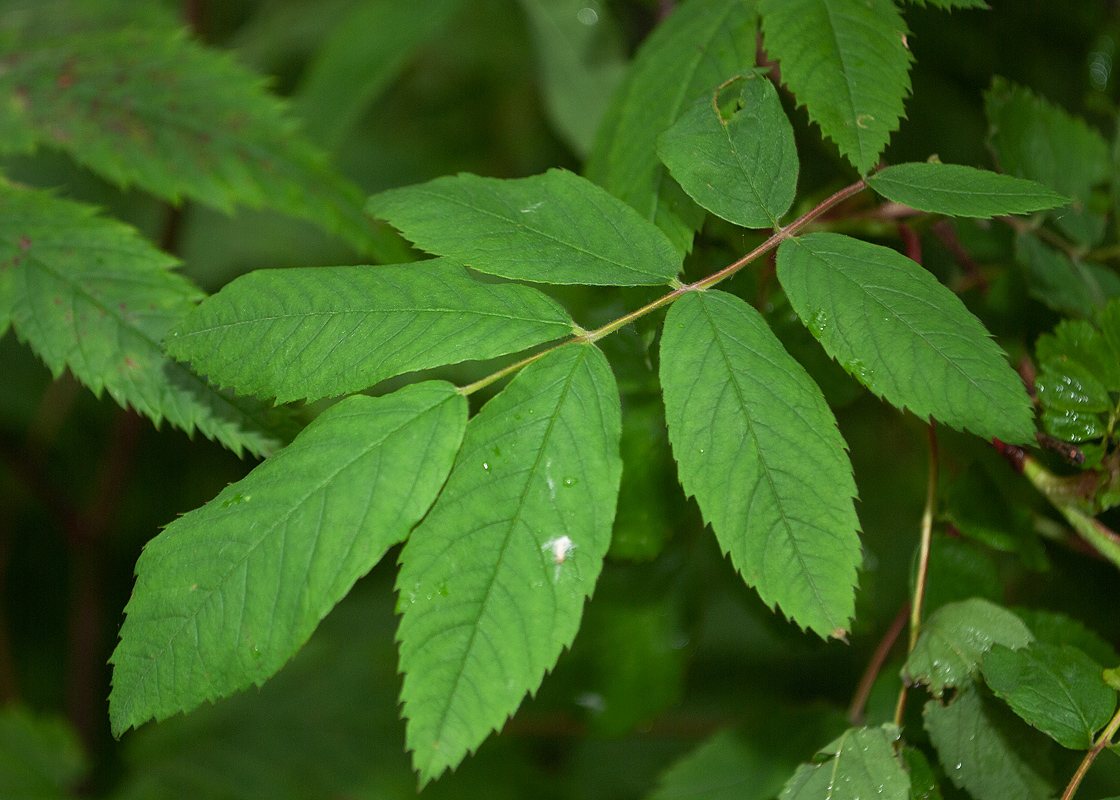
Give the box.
[660,290,860,638]
[776,232,1035,444]
[396,344,622,785]
[367,169,680,285]
[658,72,798,229]
[587,0,757,253]
[109,382,467,736]
[167,260,574,403]
[982,642,1117,750]
[759,0,912,175]
[0,29,384,255]
[866,162,1068,218]
[903,598,1034,696]
[0,184,288,457]
[779,725,910,800]
[924,684,1054,800]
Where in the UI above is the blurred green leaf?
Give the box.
[1015,233,1112,318]
[779,724,910,800]
[777,233,1036,444]
[986,77,1109,246]
[982,641,1117,749]
[944,464,1047,569]
[518,0,627,158]
[292,0,464,151]
[587,0,757,254]
[904,598,1034,696]
[0,707,86,799]
[367,169,681,285]
[657,72,798,229]
[167,260,574,403]
[109,383,467,736]
[867,162,1068,218]
[923,684,1054,800]
[759,0,912,175]
[660,290,860,638]
[0,183,290,457]
[609,398,676,561]
[921,535,1003,615]
[1013,609,1120,668]
[0,28,386,256]
[396,344,622,785]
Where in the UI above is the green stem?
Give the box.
[894,424,939,726]
[1061,704,1120,800]
[459,179,868,394]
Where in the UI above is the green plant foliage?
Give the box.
[395,344,622,784]
[982,641,1117,749]
[758,0,912,175]
[291,0,464,151]
[905,0,988,8]
[943,464,1047,568]
[587,0,757,252]
[1013,609,1120,668]
[0,28,383,255]
[517,0,627,157]
[778,725,910,800]
[109,382,467,735]
[985,77,1111,246]
[903,598,1034,696]
[367,169,681,285]
[660,290,860,637]
[924,684,1054,800]
[921,535,1003,614]
[0,184,288,457]
[0,707,87,799]
[866,162,1068,218]
[166,260,574,403]
[776,232,1035,444]
[657,72,798,229]
[1014,233,1118,318]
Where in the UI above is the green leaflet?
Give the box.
[586,0,757,253]
[779,725,910,800]
[0,28,384,256]
[982,642,1117,750]
[1015,233,1117,318]
[924,684,1054,800]
[109,382,467,737]
[396,344,622,785]
[657,72,798,229]
[776,233,1035,445]
[903,598,1034,696]
[1014,609,1120,668]
[659,290,860,638]
[759,0,912,175]
[986,77,1110,246]
[167,260,574,404]
[291,0,463,150]
[866,163,1068,218]
[0,184,288,458]
[518,0,628,158]
[367,169,681,285]
[0,706,87,799]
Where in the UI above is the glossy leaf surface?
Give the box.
[660,290,860,638]
[776,233,1035,444]
[759,0,912,174]
[167,260,574,403]
[0,184,288,457]
[779,725,910,800]
[396,344,622,784]
[658,73,798,229]
[109,383,467,735]
[866,162,1067,218]
[367,169,681,285]
[904,598,1034,696]
[982,642,1117,749]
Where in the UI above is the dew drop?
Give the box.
[576,6,598,25]
[482,462,489,470]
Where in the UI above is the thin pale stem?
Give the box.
[1061,704,1120,800]
[895,424,939,726]
[848,601,910,725]
[460,179,869,394]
